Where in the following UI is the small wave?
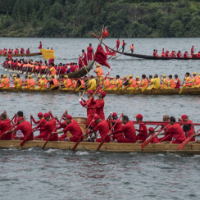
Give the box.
[45,149,57,153]
[76,151,89,155]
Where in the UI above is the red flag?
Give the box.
[105,45,116,56]
[92,33,99,40]
[94,45,111,69]
[101,28,109,39]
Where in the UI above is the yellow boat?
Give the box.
[1,87,200,95]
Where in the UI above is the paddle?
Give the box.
[179,84,185,94]
[130,86,139,94]
[20,120,44,147]
[159,134,171,143]
[178,129,200,150]
[155,86,161,93]
[111,50,130,60]
[115,85,122,91]
[42,110,68,149]
[72,117,95,151]
[96,113,123,151]
[141,124,169,149]
[142,85,148,92]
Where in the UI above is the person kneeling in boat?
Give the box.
[42,113,58,141]
[111,115,137,143]
[148,127,159,143]
[5,117,34,141]
[86,115,110,143]
[52,115,83,142]
[160,116,186,144]
[0,111,12,140]
[134,114,148,143]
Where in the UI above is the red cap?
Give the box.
[94,115,101,121]
[44,113,50,118]
[135,114,143,120]
[66,63,69,65]
[66,115,72,120]
[38,112,43,118]
[100,91,106,98]
[181,115,188,120]
[112,112,117,118]
[17,117,23,123]
[149,127,154,132]
[87,90,94,95]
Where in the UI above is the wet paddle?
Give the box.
[141,124,169,149]
[96,113,123,151]
[72,117,95,151]
[178,129,200,150]
[42,110,68,149]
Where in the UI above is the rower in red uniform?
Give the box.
[177,51,182,58]
[26,48,30,54]
[38,41,42,49]
[161,48,165,57]
[95,91,106,120]
[79,90,96,127]
[148,127,159,143]
[163,116,186,144]
[165,51,169,58]
[174,74,181,89]
[179,115,195,141]
[183,51,189,59]
[52,115,83,142]
[116,38,120,50]
[111,115,137,143]
[87,43,94,61]
[43,113,58,141]
[6,117,33,140]
[108,112,124,140]
[135,114,148,143]
[81,50,88,66]
[31,113,47,140]
[0,112,12,140]
[87,115,110,143]
[153,49,157,57]
[191,45,194,56]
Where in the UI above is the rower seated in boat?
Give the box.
[135,114,148,143]
[153,49,158,57]
[0,112,12,140]
[61,75,73,90]
[177,51,182,58]
[148,75,154,89]
[167,75,176,89]
[138,74,148,89]
[94,64,103,79]
[159,116,186,144]
[106,77,116,90]
[111,115,137,143]
[26,48,30,54]
[23,75,35,89]
[174,74,181,89]
[52,115,83,142]
[191,72,200,88]
[0,74,10,89]
[87,75,96,91]
[160,74,168,89]
[148,127,159,143]
[183,51,189,59]
[126,75,137,90]
[49,75,59,90]
[115,75,123,89]
[35,75,47,90]
[184,72,192,88]
[197,51,200,58]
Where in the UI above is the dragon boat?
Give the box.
[0,52,42,57]
[1,87,200,95]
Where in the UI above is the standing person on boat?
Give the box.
[52,115,83,142]
[130,44,134,54]
[191,45,194,56]
[178,115,195,141]
[95,91,106,120]
[111,115,137,143]
[38,41,42,49]
[174,74,181,89]
[135,114,148,143]
[43,113,58,141]
[26,48,30,54]
[6,117,34,140]
[81,50,88,66]
[79,90,96,127]
[160,116,186,144]
[116,38,120,50]
[121,40,126,53]
[0,111,12,140]
[87,43,94,61]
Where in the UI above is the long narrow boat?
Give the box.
[1,60,95,78]
[112,50,199,60]
[0,140,200,154]
[1,87,200,95]
[0,52,42,57]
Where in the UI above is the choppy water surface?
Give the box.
[0,38,200,199]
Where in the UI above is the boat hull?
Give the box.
[1,87,200,95]
[0,140,200,154]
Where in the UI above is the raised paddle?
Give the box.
[42,110,68,149]
[141,124,169,149]
[72,117,95,151]
[178,129,200,150]
[96,113,123,151]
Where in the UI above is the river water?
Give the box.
[0,38,200,199]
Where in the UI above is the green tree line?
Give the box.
[0,0,200,37]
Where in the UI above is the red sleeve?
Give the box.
[31,116,39,124]
[165,126,174,134]
[49,113,54,119]
[15,124,22,131]
[96,100,104,109]
[80,101,86,107]
[93,124,100,132]
[63,124,70,132]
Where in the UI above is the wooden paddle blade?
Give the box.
[72,137,82,151]
[96,137,106,151]
[178,136,192,150]
[141,136,154,149]
[179,86,184,94]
